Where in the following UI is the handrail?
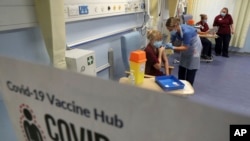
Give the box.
[95,48,114,80]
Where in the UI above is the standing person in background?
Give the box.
[165,17,202,85]
[213,7,234,57]
[196,14,213,60]
[144,30,169,76]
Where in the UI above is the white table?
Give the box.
[119,77,194,96]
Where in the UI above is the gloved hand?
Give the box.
[165,42,174,49]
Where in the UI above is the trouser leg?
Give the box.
[201,37,212,57]
[178,66,187,80]
[222,34,231,56]
[178,66,197,85]
[215,35,223,55]
[207,39,212,57]
[186,69,197,85]
[200,37,207,56]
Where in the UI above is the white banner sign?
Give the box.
[0,56,250,141]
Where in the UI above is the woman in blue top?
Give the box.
[165,17,202,85]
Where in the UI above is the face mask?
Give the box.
[220,12,226,17]
[153,41,163,48]
[171,29,177,35]
[202,20,207,23]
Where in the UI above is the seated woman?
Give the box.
[144,30,169,76]
[196,14,213,60]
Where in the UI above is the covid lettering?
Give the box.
[6,81,45,102]
[6,81,32,96]
[45,114,109,141]
[94,109,123,128]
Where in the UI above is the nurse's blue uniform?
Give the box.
[171,24,202,84]
[171,24,202,69]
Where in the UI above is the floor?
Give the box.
[1,52,250,140]
[169,52,250,116]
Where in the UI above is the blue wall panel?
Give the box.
[66,13,146,80]
[0,27,50,65]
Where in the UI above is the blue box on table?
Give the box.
[155,75,185,91]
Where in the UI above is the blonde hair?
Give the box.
[165,17,180,27]
[147,30,162,41]
[200,14,207,20]
[222,7,229,14]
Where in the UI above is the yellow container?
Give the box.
[129,50,147,85]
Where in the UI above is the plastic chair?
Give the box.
[182,14,193,24]
[121,31,143,71]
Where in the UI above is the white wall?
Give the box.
[190,0,250,53]
[191,0,235,28]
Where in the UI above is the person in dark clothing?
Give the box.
[144,30,169,76]
[213,7,234,57]
[196,14,213,60]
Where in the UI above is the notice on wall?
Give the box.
[0,56,250,141]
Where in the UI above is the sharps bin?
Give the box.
[129,50,147,85]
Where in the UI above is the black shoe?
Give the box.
[215,53,220,56]
[222,55,229,58]
[204,55,211,60]
[201,55,206,59]
[201,55,213,61]
[207,56,213,60]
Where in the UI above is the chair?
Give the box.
[182,14,193,24]
[121,31,143,71]
[121,31,174,75]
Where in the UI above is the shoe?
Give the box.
[222,55,229,58]
[201,55,206,59]
[173,59,180,64]
[203,55,210,60]
[207,56,213,60]
[215,53,220,56]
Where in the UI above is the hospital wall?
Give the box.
[0,12,145,80]
[0,0,250,82]
[0,20,250,79]
[0,28,50,65]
